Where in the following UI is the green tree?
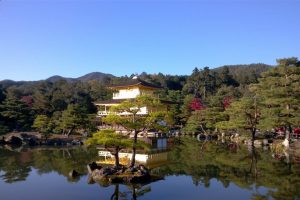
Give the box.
[0,96,33,131]
[183,110,204,134]
[164,90,183,126]
[85,129,148,167]
[103,95,168,167]
[184,108,228,134]
[217,66,239,87]
[88,80,113,101]
[183,67,217,99]
[204,86,241,131]
[48,111,63,134]
[32,82,52,115]
[0,87,9,135]
[216,97,260,141]
[184,86,241,134]
[32,115,51,140]
[251,57,300,136]
[180,94,194,124]
[0,86,5,103]
[59,104,90,136]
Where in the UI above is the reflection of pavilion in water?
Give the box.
[97,137,173,168]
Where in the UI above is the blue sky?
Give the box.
[0,0,299,81]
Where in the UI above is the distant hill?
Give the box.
[0,72,115,88]
[213,63,272,84]
[0,79,38,88]
[46,72,115,83]
[46,75,75,82]
[77,72,115,82]
[214,63,271,75]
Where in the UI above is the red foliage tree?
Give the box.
[190,98,205,111]
[223,96,232,109]
[21,96,33,107]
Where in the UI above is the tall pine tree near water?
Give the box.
[250,57,300,135]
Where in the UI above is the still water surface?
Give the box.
[1,137,299,200]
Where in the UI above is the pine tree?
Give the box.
[59,104,93,136]
[32,115,51,140]
[0,96,33,131]
[85,129,148,167]
[103,95,168,167]
[250,57,300,136]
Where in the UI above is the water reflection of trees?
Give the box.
[151,137,300,200]
[0,147,98,183]
[0,148,32,183]
[96,182,151,200]
[1,139,300,200]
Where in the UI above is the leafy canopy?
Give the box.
[85,129,149,150]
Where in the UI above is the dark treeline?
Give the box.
[0,79,111,136]
[0,61,290,137]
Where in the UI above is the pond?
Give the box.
[1,137,300,200]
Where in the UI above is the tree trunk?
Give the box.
[114,147,120,167]
[200,125,207,135]
[67,127,75,137]
[288,125,292,139]
[130,130,137,167]
[130,113,138,168]
[251,128,256,141]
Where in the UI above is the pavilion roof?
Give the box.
[109,78,163,89]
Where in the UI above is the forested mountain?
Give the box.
[77,72,115,82]
[46,75,75,83]
[0,80,37,88]
[1,72,115,86]
[213,63,272,84]
[44,72,115,83]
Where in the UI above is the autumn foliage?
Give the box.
[223,96,232,109]
[190,98,205,111]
